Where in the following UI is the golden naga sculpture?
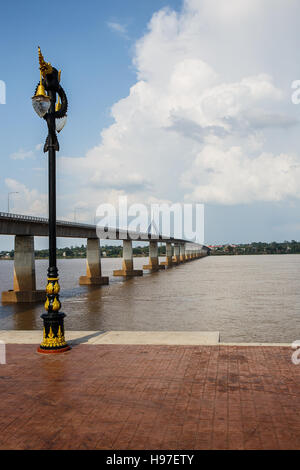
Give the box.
[38,46,53,78]
[40,326,67,349]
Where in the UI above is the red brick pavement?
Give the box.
[0,344,299,450]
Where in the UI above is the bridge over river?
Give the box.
[0,212,209,303]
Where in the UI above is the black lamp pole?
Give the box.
[32,47,70,354]
[46,90,58,278]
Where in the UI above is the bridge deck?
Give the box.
[0,212,200,245]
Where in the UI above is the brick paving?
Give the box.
[0,344,300,449]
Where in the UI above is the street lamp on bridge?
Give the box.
[7,192,19,213]
[74,207,84,222]
[32,47,70,354]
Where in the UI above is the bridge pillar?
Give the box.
[173,243,180,265]
[113,240,143,278]
[180,243,186,263]
[79,238,109,286]
[1,235,44,303]
[143,241,162,272]
[160,242,173,268]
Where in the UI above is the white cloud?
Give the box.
[5,178,47,216]
[186,0,265,24]
[10,143,43,160]
[181,145,300,204]
[107,21,129,39]
[10,149,34,160]
[60,0,300,214]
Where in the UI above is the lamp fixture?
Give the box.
[55,95,67,133]
[32,71,51,117]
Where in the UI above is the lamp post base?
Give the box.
[37,345,71,354]
[38,312,70,353]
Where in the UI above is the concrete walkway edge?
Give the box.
[0,330,293,346]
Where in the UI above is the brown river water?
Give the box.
[0,255,299,342]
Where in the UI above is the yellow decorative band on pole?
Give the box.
[46,279,60,294]
[45,278,61,312]
[40,326,67,349]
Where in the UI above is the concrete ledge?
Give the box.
[0,331,292,347]
[1,290,45,303]
[219,342,292,347]
[0,330,107,345]
[160,261,172,268]
[79,276,109,286]
[0,330,219,345]
[158,263,167,269]
[142,265,159,271]
[89,331,220,345]
[142,264,164,272]
[113,270,143,277]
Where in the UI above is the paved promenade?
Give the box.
[0,337,299,449]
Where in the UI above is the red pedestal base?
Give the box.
[37,345,71,354]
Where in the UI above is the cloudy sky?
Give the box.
[1,0,300,249]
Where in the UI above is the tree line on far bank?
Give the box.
[0,244,166,259]
[1,241,300,259]
[210,241,300,255]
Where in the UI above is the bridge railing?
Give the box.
[0,212,95,228]
[0,212,162,240]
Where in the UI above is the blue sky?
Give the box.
[0,0,181,178]
[0,0,181,248]
[1,0,300,250]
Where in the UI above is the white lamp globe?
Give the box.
[55,115,67,133]
[32,94,51,118]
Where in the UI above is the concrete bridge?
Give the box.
[0,212,209,303]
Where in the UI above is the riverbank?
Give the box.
[1,255,300,343]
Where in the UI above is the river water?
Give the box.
[0,255,299,342]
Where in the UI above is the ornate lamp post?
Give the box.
[32,47,70,353]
